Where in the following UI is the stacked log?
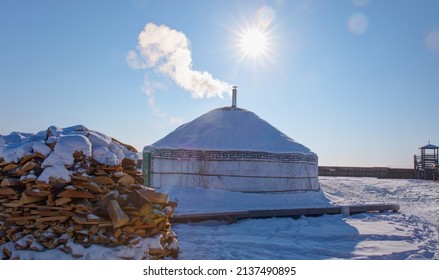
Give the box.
[0,126,178,260]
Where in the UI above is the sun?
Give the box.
[238,28,269,58]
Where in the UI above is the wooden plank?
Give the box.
[6,215,38,222]
[172,204,400,223]
[107,200,129,228]
[31,210,61,216]
[35,205,73,211]
[173,211,248,223]
[35,216,69,223]
[348,204,400,214]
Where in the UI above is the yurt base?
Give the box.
[171,203,400,224]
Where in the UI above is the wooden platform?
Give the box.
[172,203,400,223]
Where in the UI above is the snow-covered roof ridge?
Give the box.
[147,107,315,154]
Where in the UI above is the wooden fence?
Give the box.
[318,166,414,179]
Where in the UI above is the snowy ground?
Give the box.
[171,177,439,260]
[2,176,438,260]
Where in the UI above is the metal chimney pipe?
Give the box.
[232,86,237,107]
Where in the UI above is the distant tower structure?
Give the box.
[414,141,439,180]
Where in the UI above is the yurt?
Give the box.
[143,88,319,192]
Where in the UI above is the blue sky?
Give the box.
[1,0,438,168]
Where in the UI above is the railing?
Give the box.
[414,155,438,170]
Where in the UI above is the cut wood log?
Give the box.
[30,210,58,216]
[113,228,122,238]
[16,161,37,176]
[127,190,154,215]
[91,176,114,185]
[124,169,142,176]
[0,188,17,196]
[93,169,107,176]
[79,182,103,193]
[122,158,137,169]
[138,189,169,205]
[72,174,91,182]
[117,173,135,185]
[1,178,21,187]
[101,166,122,172]
[20,175,37,184]
[72,215,111,226]
[2,242,15,257]
[87,213,101,222]
[18,193,46,205]
[54,197,72,206]
[25,189,51,198]
[59,210,76,217]
[33,152,47,160]
[107,200,130,228]
[89,224,99,235]
[34,181,53,189]
[95,190,118,211]
[1,201,22,208]
[3,164,19,172]
[167,201,178,208]
[18,154,36,165]
[35,205,73,211]
[57,190,95,199]
[35,216,69,223]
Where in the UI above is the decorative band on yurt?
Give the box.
[143,148,319,192]
[152,149,318,163]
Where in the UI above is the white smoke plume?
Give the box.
[141,74,184,126]
[128,23,231,99]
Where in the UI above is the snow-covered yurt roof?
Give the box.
[147,107,315,155]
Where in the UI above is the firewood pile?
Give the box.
[0,125,178,260]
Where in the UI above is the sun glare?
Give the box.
[239,28,268,58]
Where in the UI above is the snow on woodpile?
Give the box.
[0,125,178,260]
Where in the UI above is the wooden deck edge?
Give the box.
[171,203,400,224]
